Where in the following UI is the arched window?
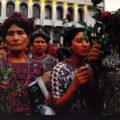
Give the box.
[56,6,63,20]
[78,8,83,21]
[68,7,74,17]
[45,5,52,19]
[33,4,40,19]
[0,2,1,16]
[6,1,15,17]
[20,3,28,17]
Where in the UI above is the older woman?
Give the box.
[0,12,45,115]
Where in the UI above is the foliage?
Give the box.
[78,6,111,58]
[0,66,12,81]
[77,1,120,75]
[0,66,27,96]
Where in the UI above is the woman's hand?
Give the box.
[87,42,101,62]
[52,65,89,107]
[72,65,89,90]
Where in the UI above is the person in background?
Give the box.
[30,29,59,85]
[51,27,101,115]
[0,12,47,115]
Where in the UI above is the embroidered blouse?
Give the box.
[0,56,44,114]
[51,61,93,113]
[38,54,59,72]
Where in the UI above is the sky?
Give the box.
[104,0,120,11]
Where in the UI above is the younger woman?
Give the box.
[51,28,101,114]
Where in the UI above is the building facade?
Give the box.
[0,0,103,43]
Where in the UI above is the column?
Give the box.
[40,0,45,26]
[83,4,88,23]
[63,2,68,19]
[73,3,78,27]
[28,0,33,18]
[52,1,56,26]
[15,0,20,12]
[1,0,6,19]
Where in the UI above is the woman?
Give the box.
[51,27,101,114]
[30,29,59,85]
[0,12,45,115]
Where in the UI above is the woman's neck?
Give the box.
[8,50,27,63]
[33,52,47,60]
[67,55,84,67]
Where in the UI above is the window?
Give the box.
[68,7,74,17]
[0,2,1,16]
[78,8,83,21]
[45,5,52,19]
[33,4,40,19]
[20,3,28,17]
[57,6,63,20]
[6,2,15,17]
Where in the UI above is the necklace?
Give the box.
[8,56,30,87]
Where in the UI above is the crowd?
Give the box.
[0,11,119,117]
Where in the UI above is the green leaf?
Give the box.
[78,21,87,28]
[15,85,21,92]
[83,31,87,39]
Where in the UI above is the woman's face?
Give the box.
[71,32,90,57]
[5,24,29,52]
[32,36,47,54]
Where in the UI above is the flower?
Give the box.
[66,12,73,22]
[100,9,120,37]
[100,11,111,23]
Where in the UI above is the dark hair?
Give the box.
[1,12,35,39]
[63,27,86,47]
[0,37,3,43]
[30,29,50,45]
